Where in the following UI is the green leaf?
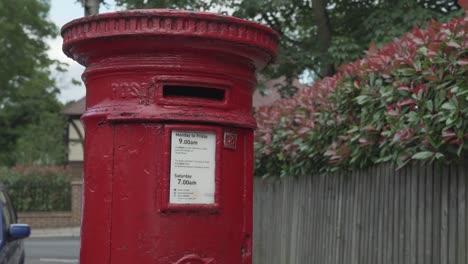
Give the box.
[356,95,369,105]
[456,89,468,96]
[414,60,422,71]
[441,102,457,110]
[411,151,435,160]
[446,117,456,125]
[348,126,359,133]
[457,144,464,157]
[397,68,417,76]
[381,131,392,137]
[418,47,428,55]
[450,86,459,93]
[431,57,448,64]
[425,100,434,111]
[369,73,376,86]
[436,80,454,90]
[407,111,419,122]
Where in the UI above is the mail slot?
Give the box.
[62,9,278,264]
[162,85,225,101]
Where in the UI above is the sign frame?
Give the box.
[159,124,223,213]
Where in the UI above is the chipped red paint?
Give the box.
[62,9,278,264]
[175,254,215,264]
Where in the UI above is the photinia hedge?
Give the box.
[255,17,468,177]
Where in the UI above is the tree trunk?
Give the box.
[81,0,101,16]
[312,0,335,77]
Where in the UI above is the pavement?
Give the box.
[26,227,81,264]
[25,237,80,264]
[30,226,81,238]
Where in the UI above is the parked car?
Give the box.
[0,185,30,264]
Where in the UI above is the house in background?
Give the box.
[63,97,85,179]
[63,80,307,176]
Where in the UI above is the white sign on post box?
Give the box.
[169,130,216,204]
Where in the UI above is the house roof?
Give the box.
[63,97,86,117]
[63,79,307,117]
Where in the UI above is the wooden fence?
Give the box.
[253,162,468,264]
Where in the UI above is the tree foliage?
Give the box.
[14,112,66,165]
[0,0,65,166]
[114,0,463,97]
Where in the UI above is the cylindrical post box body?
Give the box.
[62,10,278,264]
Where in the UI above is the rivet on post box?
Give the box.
[61,10,278,264]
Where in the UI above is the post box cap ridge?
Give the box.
[61,9,279,66]
[61,9,280,39]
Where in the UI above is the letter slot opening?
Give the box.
[163,85,225,101]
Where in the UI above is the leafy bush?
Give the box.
[255,17,468,177]
[14,112,66,166]
[0,165,71,211]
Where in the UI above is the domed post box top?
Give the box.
[61,9,279,128]
[62,9,279,67]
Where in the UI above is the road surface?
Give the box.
[25,237,80,264]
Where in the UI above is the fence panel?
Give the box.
[253,162,468,264]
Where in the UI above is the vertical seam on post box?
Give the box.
[243,128,248,261]
[108,124,116,264]
[242,128,252,263]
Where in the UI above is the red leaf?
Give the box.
[424,75,437,81]
[458,0,468,10]
[457,58,468,66]
[393,128,415,142]
[338,135,351,141]
[442,130,456,138]
[367,43,378,55]
[414,83,428,95]
[447,41,461,48]
[298,127,309,134]
[398,86,410,91]
[359,137,374,146]
[449,138,462,145]
[262,133,272,145]
[354,80,360,88]
[324,149,336,157]
[338,146,350,157]
[386,104,400,116]
[397,99,416,108]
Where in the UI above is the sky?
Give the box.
[48,0,120,103]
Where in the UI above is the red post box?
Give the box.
[62,10,278,264]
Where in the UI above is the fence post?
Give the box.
[71,181,83,226]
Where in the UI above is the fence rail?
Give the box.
[253,162,468,264]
